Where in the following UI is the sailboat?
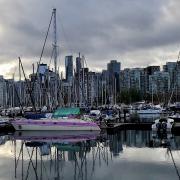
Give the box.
[11,9,100,132]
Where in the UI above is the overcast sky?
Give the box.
[0,0,180,78]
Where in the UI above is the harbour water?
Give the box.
[0,130,180,180]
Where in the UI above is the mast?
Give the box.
[53,8,58,107]
[53,8,57,76]
[19,59,22,106]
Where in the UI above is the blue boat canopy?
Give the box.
[52,107,81,118]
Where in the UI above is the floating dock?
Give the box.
[102,122,180,134]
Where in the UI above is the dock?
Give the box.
[172,123,180,134]
[100,122,152,133]
[101,122,180,134]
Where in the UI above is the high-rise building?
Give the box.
[107,60,121,74]
[107,60,121,103]
[0,76,5,107]
[120,68,131,90]
[38,63,48,75]
[149,71,170,94]
[143,66,160,93]
[79,68,89,107]
[76,56,82,74]
[163,62,177,88]
[129,68,143,90]
[120,68,143,91]
[65,55,73,82]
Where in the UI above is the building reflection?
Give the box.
[5,130,180,180]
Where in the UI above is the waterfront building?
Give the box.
[163,61,180,101]
[101,70,108,105]
[76,56,82,74]
[88,71,96,107]
[163,62,177,88]
[120,68,131,90]
[107,60,121,104]
[0,76,6,107]
[120,68,143,90]
[29,63,60,109]
[74,55,83,106]
[129,68,143,90]
[61,80,73,107]
[143,66,160,94]
[149,71,170,101]
[65,55,73,82]
[79,68,89,107]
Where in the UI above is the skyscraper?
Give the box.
[107,60,121,74]
[65,55,73,82]
[76,56,82,74]
[107,60,121,104]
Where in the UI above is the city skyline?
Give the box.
[0,1,180,78]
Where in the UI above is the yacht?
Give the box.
[136,105,163,115]
[152,117,174,133]
[11,118,100,131]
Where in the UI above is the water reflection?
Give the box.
[0,130,180,180]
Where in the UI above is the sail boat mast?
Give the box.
[53,8,58,106]
[53,8,57,75]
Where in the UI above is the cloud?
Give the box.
[0,0,180,78]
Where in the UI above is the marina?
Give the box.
[0,1,180,179]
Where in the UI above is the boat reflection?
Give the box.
[13,130,100,143]
[10,130,180,180]
[0,135,9,145]
[12,130,104,180]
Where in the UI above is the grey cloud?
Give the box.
[0,0,179,78]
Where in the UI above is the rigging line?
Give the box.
[38,11,54,67]
[31,10,54,96]
[168,147,180,180]
[37,149,51,180]
[19,57,37,112]
[48,48,54,67]
[25,147,38,180]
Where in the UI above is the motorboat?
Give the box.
[11,118,100,131]
[137,106,162,115]
[0,118,9,125]
[88,110,101,121]
[130,103,163,115]
[152,118,174,133]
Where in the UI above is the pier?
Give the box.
[101,121,180,134]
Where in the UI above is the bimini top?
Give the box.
[52,107,81,118]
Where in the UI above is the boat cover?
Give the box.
[52,107,81,118]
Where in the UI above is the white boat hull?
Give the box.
[137,110,162,114]
[11,119,100,131]
[151,118,174,133]
[12,124,100,131]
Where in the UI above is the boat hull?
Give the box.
[11,119,100,131]
[137,110,161,114]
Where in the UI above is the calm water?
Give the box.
[0,130,180,180]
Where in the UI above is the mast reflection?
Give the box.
[10,130,180,180]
